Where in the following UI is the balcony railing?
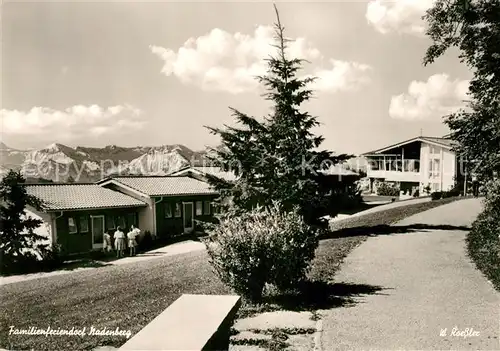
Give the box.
[367,157,420,173]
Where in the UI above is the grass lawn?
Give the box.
[0,196,462,351]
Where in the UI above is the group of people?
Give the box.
[103,225,141,258]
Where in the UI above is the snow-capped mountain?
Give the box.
[0,142,210,182]
[126,145,190,175]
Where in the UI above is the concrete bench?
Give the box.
[120,294,241,351]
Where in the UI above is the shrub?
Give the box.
[431,191,443,200]
[204,203,318,301]
[467,180,500,290]
[138,230,153,251]
[423,184,432,195]
[413,189,420,197]
[0,244,63,275]
[38,244,63,270]
[376,182,400,197]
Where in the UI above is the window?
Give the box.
[385,156,399,171]
[174,203,182,218]
[79,216,89,233]
[378,159,385,171]
[164,203,173,218]
[68,217,78,234]
[116,215,126,229]
[203,201,211,215]
[127,213,137,227]
[430,146,440,155]
[369,159,380,171]
[429,158,441,178]
[196,201,203,216]
[107,216,116,230]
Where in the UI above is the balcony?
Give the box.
[366,156,421,182]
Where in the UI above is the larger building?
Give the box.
[362,135,462,196]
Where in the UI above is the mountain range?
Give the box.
[0,141,367,183]
[0,142,211,183]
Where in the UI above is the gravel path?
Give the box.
[321,198,499,350]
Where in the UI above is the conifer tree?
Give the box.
[0,170,47,269]
[206,5,351,225]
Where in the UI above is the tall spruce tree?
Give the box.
[206,5,351,225]
[423,0,500,179]
[0,170,47,267]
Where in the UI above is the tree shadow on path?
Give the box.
[321,224,471,240]
[243,281,389,316]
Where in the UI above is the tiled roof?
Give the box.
[169,166,237,182]
[25,184,147,211]
[191,166,238,181]
[110,176,218,197]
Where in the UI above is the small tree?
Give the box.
[205,203,317,301]
[0,170,47,273]
[206,5,352,225]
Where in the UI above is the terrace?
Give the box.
[364,141,422,183]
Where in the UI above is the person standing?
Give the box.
[127,226,138,257]
[471,173,480,197]
[103,230,113,254]
[114,226,126,258]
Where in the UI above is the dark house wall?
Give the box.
[56,208,141,255]
[154,195,217,238]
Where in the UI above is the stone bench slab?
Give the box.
[120,294,241,351]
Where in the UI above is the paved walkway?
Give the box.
[321,198,499,350]
[0,240,205,286]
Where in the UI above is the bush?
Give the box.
[38,244,64,270]
[413,189,420,197]
[138,230,153,251]
[204,203,318,301]
[376,182,400,197]
[0,244,63,275]
[423,184,432,195]
[467,180,500,290]
[431,191,443,200]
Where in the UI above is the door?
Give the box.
[91,215,105,249]
[183,202,194,233]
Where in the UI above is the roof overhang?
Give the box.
[169,166,200,176]
[150,192,218,198]
[42,203,147,213]
[99,177,218,198]
[362,136,453,155]
[98,178,150,198]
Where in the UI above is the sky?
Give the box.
[1,0,472,155]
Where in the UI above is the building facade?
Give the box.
[24,184,147,255]
[97,176,218,239]
[363,136,460,196]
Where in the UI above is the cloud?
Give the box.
[1,104,145,142]
[389,74,469,120]
[309,60,372,93]
[150,26,371,94]
[366,0,436,35]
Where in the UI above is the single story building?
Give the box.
[97,176,218,239]
[24,183,147,255]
